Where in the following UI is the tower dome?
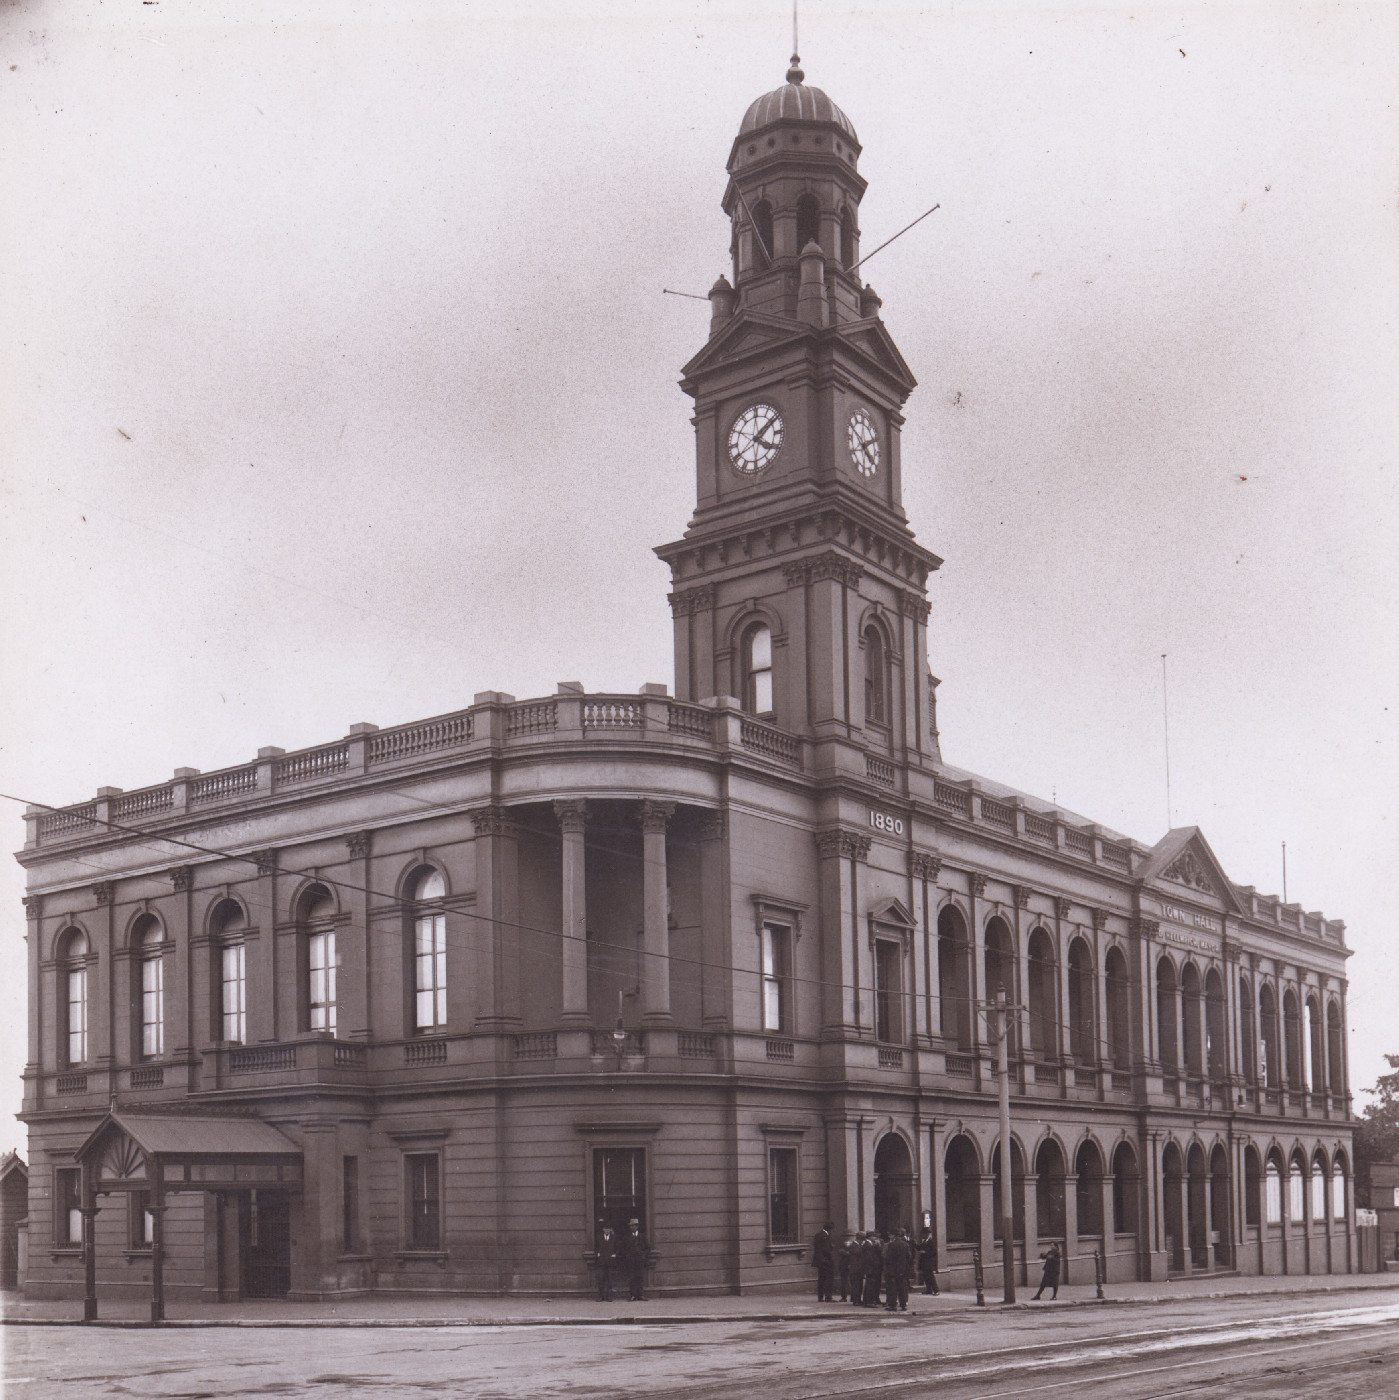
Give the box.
[735,55,859,149]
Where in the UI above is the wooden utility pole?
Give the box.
[995,987,1016,1304]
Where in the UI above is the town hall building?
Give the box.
[15,55,1356,1313]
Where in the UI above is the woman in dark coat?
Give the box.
[1032,1242,1061,1300]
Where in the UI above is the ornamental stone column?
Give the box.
[638,801,676,1027]
[553,800,591,1026]
[698,809,732,1032]
[471,805,522,1032]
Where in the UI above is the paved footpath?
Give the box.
[4,1269,1396,1328]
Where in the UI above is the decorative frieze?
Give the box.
[782,551,865,588]
[898,591,931,622]
[1163,849,1213,892]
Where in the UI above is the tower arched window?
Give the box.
[795,193,820,252]
[840,207,857,271]
[863,625,887,728]
[1105,945,1131,1070]
[60,929,89,1067]
[751,200,774,269]
[742,622,773,717]
[212,900,247,1044]
[408,867,448,1034]
[1067,937,1095,1064]
[132,915,165,1060]
[301,885,338,1034]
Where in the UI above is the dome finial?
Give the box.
[786,0,803,83]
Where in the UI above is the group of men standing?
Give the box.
[811,1223,939,1312]
[593,1219,650,1302]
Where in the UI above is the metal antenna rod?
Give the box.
[849,203,941,274]
[1161,653,1173,829]
[1282,841,1288,904]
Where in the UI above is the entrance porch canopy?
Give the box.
[73,1112,302,1322]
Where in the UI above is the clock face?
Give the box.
[728,403,784,475]
[848,408,880,477]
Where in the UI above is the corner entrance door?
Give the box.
[873,1133,914,1236]
[242,1190,291,1298]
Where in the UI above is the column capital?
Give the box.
[1129,917,1159,939]
[168,867,194,892]
[553,798,589,833]
[815,828,871,862]
[346,830,373,860]
[969,873,988,897]
[1012,885,1032,908]
[698,808,727,841]
[22,894,43,920]
[92,882,115,906]
[470,804,516,837]
[909,851,941,881]
[1091,908,1109,930]
[637,799,676,834]
[1054,896,1072,920]
[250,848,279,877]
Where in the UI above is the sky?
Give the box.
[1,0,1395,1158]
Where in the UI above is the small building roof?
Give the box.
[78,1113,300,1164]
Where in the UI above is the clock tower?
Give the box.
[656,55,943,776]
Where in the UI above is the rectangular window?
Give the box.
[768,1146,798,1244]
[592,1147,646,1239]
[129,1191,154,1250]
[67,966,88,1065]
[309,930,338,1034]
[405,1152,440,1251]
[761,923,791,1033]
[56,1168,82,1246]
[874,940,903,1043]
[221,941,247,1043]
[1265,1166,1282,1225]
[1289,1168,1305,1223]
[141,955,164,1058]
[343,1156,359,1253]
[1310,1168,1326,1223]
[414,912,447,1032]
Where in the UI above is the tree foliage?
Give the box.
[1354,1053,1399,1203]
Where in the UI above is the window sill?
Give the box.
[337,1253,373,1263]
[122,1249,154,1261]
[763,1243,806,1262]
[50,1248,83,1260]
[394,1250,448,1264]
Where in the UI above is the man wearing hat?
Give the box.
[812,1220,836,1301]
[619,1217,649,1302]
[594,1220,619,1301]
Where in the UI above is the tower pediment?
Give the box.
[1137,827,1244,916]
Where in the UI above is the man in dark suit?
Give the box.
[812,1221,836,1301]
[594,1221,619,1301]
[620,1218,648,1301]
[883,1227,913,1311]
[861,1231,883,1307]
[848,1232,866,1305]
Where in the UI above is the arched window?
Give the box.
[1306,996,1324,1092]
[1326,1000,1344,1096]
[1076,1141,1104,1238]
[1205,968,1226,1081]
[863,624,887,728]
[751,199,774,269]
[991,1139,1027,1240]
[1265,1152,1282,1224]
[1244,1145,1262,1227]
[840,206,857,271]
[1310,1153,1327,1223]
[1112,1142,1139,1235]
[984,916,1016,1051]
[212,901,247,1044]
[1332,1156,1347,1220]
[1027,928,1056,1059]
[132,915,164,1060]
[1068,938,1095,1064]
[408,867,447,1034]
[1289,1151,1307,1222]
[301,885,338,1035]
[1259,983,1279,1088]
[937,904,971,1051]
[1283,990,1302,1086]
[795,192,820,253]
[1181,962,1202,1076]
[1239,978,1256,1084]
[741,622,773,717]
[944,1135,980,1243]
[60,929,89,1067]
[1156,958,1179,1071]
[1033,1140,1064,1240]
[1105,946,1131,1069]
